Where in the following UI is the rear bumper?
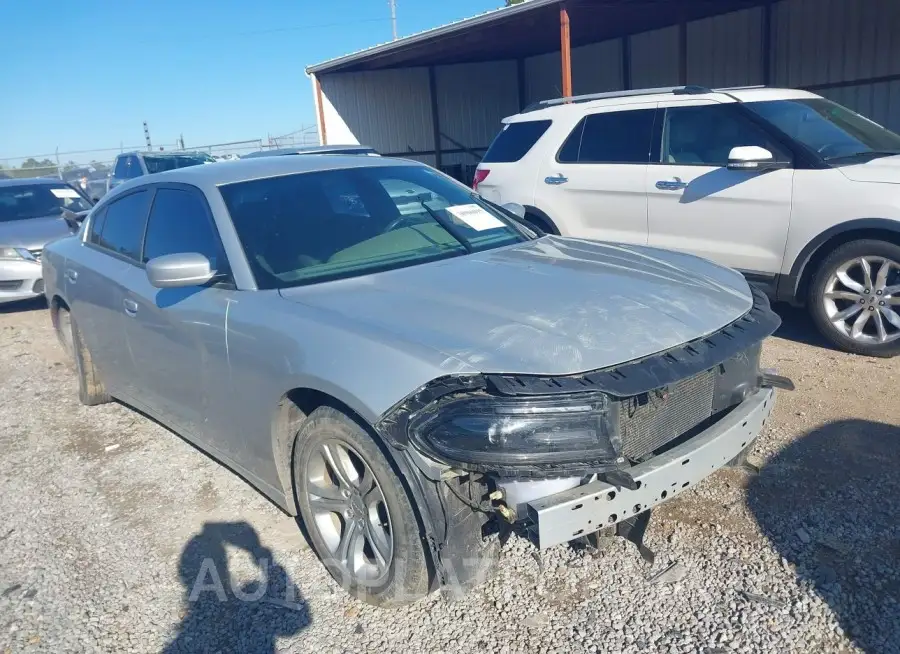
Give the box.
[0,260,43,305]
[525,386,775,549]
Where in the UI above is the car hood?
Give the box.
[279,236,753,375]
[0,214,74,250]
[837,155,900,184]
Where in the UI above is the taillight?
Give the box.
[472,168,490,190]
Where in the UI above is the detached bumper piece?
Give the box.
[526,387,775,549]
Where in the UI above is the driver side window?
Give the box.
[662,105,787,166]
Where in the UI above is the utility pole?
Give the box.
[389,0,397,40]
[143,121,152,151]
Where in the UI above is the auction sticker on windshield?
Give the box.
[50,188,80,199]
[446,204,505,231]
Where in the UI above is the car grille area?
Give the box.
[616,343,762,461]
[0,280,24,291]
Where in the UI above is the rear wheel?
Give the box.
[808,239,900,357]
[71,314,111,405]
[53,304,74,363]
[293,407,431,605]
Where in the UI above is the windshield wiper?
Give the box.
[415,201,473,253]
[825,150,900,163]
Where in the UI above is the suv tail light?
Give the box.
[472,168,490,190]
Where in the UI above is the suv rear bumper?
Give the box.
[525,386,775,549]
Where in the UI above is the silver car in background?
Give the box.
[0,178,90,304]
[42,155,788,605]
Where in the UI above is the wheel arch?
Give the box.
[522,205,561,235]
[779,219,900,305]
[49,294,70,333]
[272,385,442,583]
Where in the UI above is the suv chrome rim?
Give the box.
[824,256,900,344]
[306,440,393,584]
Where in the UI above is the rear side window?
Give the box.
[482,120,552,163]
[93,190,152,262]
[142,188,222,265]
[113,156,129,179]
[557,109,656,164]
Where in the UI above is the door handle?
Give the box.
[655,179,688,191]
[123,298,139,316]
[544,173,569,185]
[65,269,78,284]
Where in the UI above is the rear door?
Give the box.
[533,104,657,244]
[68,189,153,398]
[119,184,232,445]
[646,101,794,275]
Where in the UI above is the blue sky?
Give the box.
[0,0,499,164]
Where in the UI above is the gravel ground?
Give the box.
[0,300,898,654]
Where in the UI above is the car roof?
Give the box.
[242,145,377,158]
[116,150,213,159]
[0,177,69,187]
[506,86,822,122]
[105,154,421,196]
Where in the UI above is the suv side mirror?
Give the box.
[146,253,215,289]
[501,202,527,219]
[727,146,787,171]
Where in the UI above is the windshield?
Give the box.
[219,165,531,289]
[0,184,92,223]
[746,98,900,162]
[143,154,215,174]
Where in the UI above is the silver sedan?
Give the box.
[42,155,785,605]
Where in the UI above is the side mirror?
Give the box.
[501,202,527,219]
[727,146,786,171]
[146,253,215,289]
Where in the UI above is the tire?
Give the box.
[54,305,75,365]
[293,406,431,605]
[71,314,111,405]
[524,212,559,236]
[808,239,900,358]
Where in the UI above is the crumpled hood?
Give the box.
[837,155,900,184]
[279,236,753,375]
[0,214,73,250]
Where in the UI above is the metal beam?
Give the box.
[428,65,442,168]
[517,57,527,110]
[560,3,572,97]
[314,76,328,145]
[761,0,772,85]
[678,15,688,85]
[621,35,631,90]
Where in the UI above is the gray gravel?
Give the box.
[0,301,897,653]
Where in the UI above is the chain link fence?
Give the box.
[0,125,320,181]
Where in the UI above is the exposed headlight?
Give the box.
[408,392,618,467]
[0,247,34,261]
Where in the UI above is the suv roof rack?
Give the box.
[521,85,768,113]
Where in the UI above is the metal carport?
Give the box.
[307,0,900,184]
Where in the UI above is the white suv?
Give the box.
[476,85,900,357]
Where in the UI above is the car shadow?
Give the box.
[771,302,834,350]
[747,419,900,652]
[163,521,311,653]
[0,297,46,314]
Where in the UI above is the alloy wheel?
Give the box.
[306,439,393,584]
[823,256,900,344]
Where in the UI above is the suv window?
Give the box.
[662,104,785,166]
[93,190,151,261]
[557,109,656,164]
[482,120,552,163]
[113,156,129,179]
[126,156,143,178]
[142,188,222,265]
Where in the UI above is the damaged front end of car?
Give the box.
[376,287,791,588]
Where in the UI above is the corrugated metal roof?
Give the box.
[305,0,561,75]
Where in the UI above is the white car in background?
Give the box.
[475,85,900,357]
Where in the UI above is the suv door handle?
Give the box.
[544,173,569,185]
[655,178,688,191]
[123,298,139,317]
[65,269,78,284]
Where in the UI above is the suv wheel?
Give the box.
[809,239,900,357]
[293,407,431,605]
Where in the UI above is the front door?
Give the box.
[646,101,794,276]
[121,185,232,446]
[534,103,657,245]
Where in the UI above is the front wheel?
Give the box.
[808,239,900,357]
[293,406,431,605]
